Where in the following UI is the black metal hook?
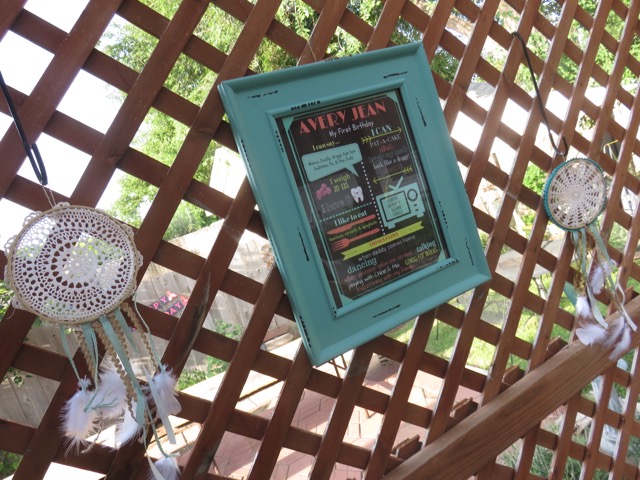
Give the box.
[0,70,48,185]
[512,32,569,158]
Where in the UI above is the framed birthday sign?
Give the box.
[219,43,490,365]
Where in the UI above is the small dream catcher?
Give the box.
[510,33,635,360]
[0,73,180,480]
[543,158,635,359]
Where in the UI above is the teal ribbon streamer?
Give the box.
[146,365,177,445]
[112,307,143,358]
[79,323,105,412]
[59,324,82,382]
[81,322,100,385]
[98,314,147,427]
[100,311,177,466]
[585,276,608,328]
[564,282,577,306]
[148,456,168,480]
[572,229,608,328]
[112,307,178,441]
[588,224,636,330]
[130,294,162,367]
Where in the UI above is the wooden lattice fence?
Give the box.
[1,1,640,479]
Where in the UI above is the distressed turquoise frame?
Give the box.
[219,43,490,366]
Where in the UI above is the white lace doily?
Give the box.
[543,158,607,231]
[4,203,142,324]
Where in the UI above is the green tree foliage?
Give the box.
[431,48,459,83]
[523,163,547,195]
[176,320,244,390]
[106,0,576,239]
[101,8,218,239]
[0,450,22,477]
[101,1,305,239]
[552,0,639,85]
[278,1,317,41]
[449,0,639,90]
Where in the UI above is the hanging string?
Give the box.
[511,32,569,158]
[0,70,49,186]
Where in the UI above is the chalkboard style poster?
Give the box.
[278,91,447,309]
[219,43,490,365]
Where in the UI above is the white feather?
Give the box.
[94,368,127,420]
[576,323,607,346]
[609,323,632,360]
[604,316,626,348]
[116,403,143,445]
[149,456,180,480]
[576,296,592,319]
[61,378,98,455]
[149,366,181,418]
[589,264,606,295]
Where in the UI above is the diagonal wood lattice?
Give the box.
[1,1,640,479]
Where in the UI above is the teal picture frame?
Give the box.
[219,43,490,365]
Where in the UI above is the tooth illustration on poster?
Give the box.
[351,186,364,203]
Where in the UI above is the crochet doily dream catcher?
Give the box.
[544,157,607,231]
[4,203,181,480]
[543,158,635,359]
[6,204,139,323]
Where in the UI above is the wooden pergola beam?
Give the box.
[383,295,640,480]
